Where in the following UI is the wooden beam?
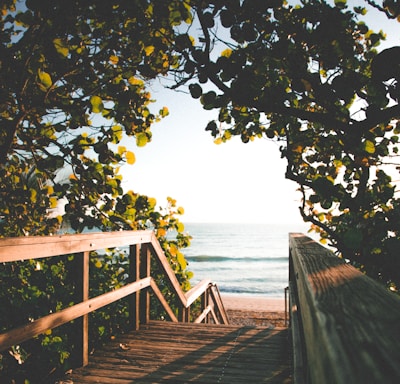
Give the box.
[0,230,153,262]
[289,233,400,383]
[185,279,212,307]
[0,277,151,352]
[149,278,178,322]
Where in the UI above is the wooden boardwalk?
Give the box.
[60,321,292,383]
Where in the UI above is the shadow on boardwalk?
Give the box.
[59,321,292,383]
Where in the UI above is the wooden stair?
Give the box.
[60,321,292,383]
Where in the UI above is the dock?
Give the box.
[59,321,292,383]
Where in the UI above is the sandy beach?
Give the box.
[221,295,288,327]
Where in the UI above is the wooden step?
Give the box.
[59,321,292,383]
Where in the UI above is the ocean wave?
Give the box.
[218,285,284,295]
[185,255,288,262]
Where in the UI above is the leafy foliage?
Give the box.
[171,0,400,290]
[0,0,194,382]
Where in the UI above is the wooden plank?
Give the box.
[149,233,188,306]
[149,278,178,322]
[289,281,305,384]
[0,277,151,352]
[210,284,229,324]
[0,230,153,262]
[71,251,90,367]
[185,278,211,307]
[59,321,292,383]
[289,233,400,384]
[128,244,141,330]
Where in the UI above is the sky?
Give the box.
[122,88,305,225]
[121,3,400,226]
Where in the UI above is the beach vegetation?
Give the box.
[1,0,400,381]
[0,1,192,382]
[170,0,400,292]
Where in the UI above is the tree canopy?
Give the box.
[168,0,400,291]
[2,0,400,380]
[1,0,400,295]
[0,0,193,235]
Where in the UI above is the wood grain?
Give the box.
[289,233,400,384]
[59,321,292,383]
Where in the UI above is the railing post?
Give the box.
[72,251,89,367]
[140,244,151,324]
[202,292,208,324]
[129,244,141,330]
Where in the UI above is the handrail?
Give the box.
[289,233,400,384]
[0,230,229,366]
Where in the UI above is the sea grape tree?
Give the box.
[171,0,400,290]
[0,1,194,381]
[0,0,193,235]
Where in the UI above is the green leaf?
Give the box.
[136,133,148,147]
[90,95,104,113]
[364,140,375,154]
[334,0,347,8]
[189,83,202,99]
[343,229,363,250]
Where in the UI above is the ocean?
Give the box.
[183,222,310,299]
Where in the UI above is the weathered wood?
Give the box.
[72,251,90,367]
[185,278,212,307]
[149,233,188,306]
[149,278,178,322]
[128,244,141,330]
[0,230,230,367]
[140,244,151,324]
[60,321,292,383]
[289,281,305,384]
[210,284,230,324]
[0,230,153,262]
[289,233,400,384]
[0,277,152,352]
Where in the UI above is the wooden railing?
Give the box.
[289,233,400,384]
[0,230,229,366]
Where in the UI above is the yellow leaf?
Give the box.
[157,228,167,237]
[159,106,169,117]
[144,45,155,56]
[223,130,232,140]
[90,95,104,113]
[177,251,187,270]
[214,137,222,145]
[364,140,375,154]
[221,48,232,58]
[128,76,144,86]
[53,38,69,57]
[148,197,157,208]
[177,207,184,215]
[109,55,119,65]
[50,197,58,208]
[170,243,178,256]
[38,70,52,90]
[176,222,185,232]
[125,151,136,165]
[46,185,54,195]
[30,189,37,203]
[118,146,126,155]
